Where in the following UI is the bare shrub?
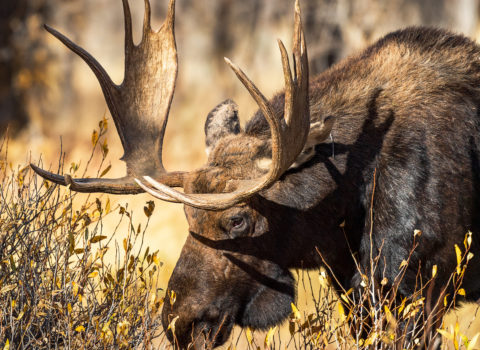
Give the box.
[0,122,163,349]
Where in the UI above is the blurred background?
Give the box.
[3,0,480,346]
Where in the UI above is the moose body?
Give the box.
[32,0,480,348]
[163,27,480,347]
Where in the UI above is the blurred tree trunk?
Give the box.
[0,1,29,135]
[0,0,54,136]
[5,0,479,138]
[181,0,478,77]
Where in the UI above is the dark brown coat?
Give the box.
[163,27,480,348]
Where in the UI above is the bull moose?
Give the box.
[31,0,480,348]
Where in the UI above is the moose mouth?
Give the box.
[162,251,295,349]
[195,317,235,349]
[162,311,235,349]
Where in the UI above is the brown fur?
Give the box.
[162,27,480,349]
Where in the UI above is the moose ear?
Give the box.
[291,115,336,169]
[205,99,241,156]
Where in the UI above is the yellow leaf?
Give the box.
[169,290,176,305]
[123,238,128,252]
[458,288,466,296]
[380,277,388,285]
[91,130,99,146]
[341,288,353,304]
[88,271,98,278]
[9,256,16,272]
[75,325,85,332]
[453,323,460,350]
[167,315,179,334]
[99,115,108,131]
[3,339,9,350]
[67,303,72,314]
[264,326,277,348]
[384,306,397,327]
[72,282,79,297]
[0,284,16,294]
[432,265,437,278]
[16,311,24,320]
[152,253,160,266]
[437,328,454,341]
[465,231,473,249]
[100,164,111,178]
[455,244,462,274]
[90,235,107,244]
[291,303,301,320]
[11,300,15,308]
[467,332,480,350]
[463,335,470,349]
[102,320,111,333]
[399,260,408,269]
[105,198,111,214]
[246,327,253,345]
[365,332,378,346]
[101,138,109,157]
[338,302,346,322]
[318,271,329,289]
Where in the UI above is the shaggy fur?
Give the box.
[162,27,480,348]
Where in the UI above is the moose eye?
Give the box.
[231,217,244,228]
[228,215,250,238]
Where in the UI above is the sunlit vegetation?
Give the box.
[0,127,164,348]
[1,120,480,348]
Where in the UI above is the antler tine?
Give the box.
[121,0,134,50]
[223,58,284,180]
[293,0,307,85]
[31,163,184,196]
[44,25,117,105]
[143,0,152,34]
[280,0,309,148]
[32,0,183,196]
[138,0,310,210]
[31,163,142,194]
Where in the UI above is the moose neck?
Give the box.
[247,53,394,291]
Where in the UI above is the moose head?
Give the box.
[31,0,335,347]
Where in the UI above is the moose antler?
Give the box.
[136,0,310,209]
[33,0,309,210]
[31,0,184,197]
